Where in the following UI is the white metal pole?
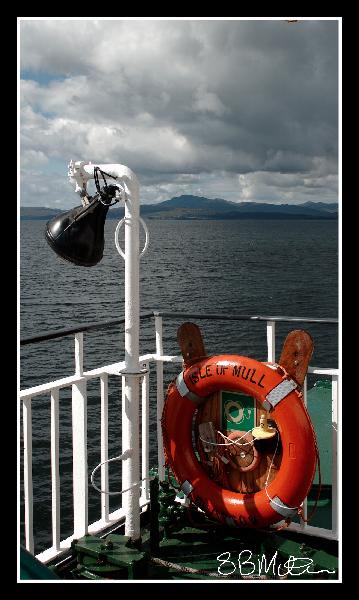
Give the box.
[72,379,88,538]
[50,389,61,550]
[266,320,276,363]
[332,374,338,538]
[23,397,34,553]
[155,315,165,481]
[300,376,308,531]
[100,374,109,523]
[68,161,142,541]
[72,331,88,538]
[121,173,141,540]
[141,363,150,502]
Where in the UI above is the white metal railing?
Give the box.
[20,315,339,563]
[267,319,338,541]
[20,352,156,563]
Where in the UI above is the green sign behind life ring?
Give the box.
[221,391,256,432]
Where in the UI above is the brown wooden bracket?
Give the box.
[278,329,314,388]
[177,322,208,369]
[177,323,313,386]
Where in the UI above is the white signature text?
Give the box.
[217,550,336,578]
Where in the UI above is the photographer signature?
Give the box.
[217,550,336,577]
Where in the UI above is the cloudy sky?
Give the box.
[20,18,339,208]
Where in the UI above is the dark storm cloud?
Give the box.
[20,19,339,206]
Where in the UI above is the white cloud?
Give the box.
[21,149,49,167]
[237,169,338,203]
[19,19,339,207]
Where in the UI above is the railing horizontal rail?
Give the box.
[308,367,339,375]
[20,312,339,562]
[152,311,338,324]
[18,358,340,400]
[20,311,338,346]
[20,312,154,346]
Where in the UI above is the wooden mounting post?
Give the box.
[278,330,314,387]
[177,322,208,368]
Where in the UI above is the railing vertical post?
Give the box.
[72,332,88,537]
[50,389,60,550]
[100,374,109,522]
[72,379,88,538]
[74,332,84,376]
[23,397,34,554]
[141,363,150,501]
[332,374,338,537]
[266,320,276,363]
[155,315,165,481]
[300,376,308,530]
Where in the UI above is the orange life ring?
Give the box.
[161,354,317,528]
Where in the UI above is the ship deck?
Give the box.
[20,311,339,581]
[46,496,338,581]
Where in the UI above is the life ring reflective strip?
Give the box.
[161,354,317,528]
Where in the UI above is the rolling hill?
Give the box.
[20,195,338,220]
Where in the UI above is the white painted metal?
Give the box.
[308,367,339,375]
[23,397,34,553]
[155,315,165,481]
[36,497,150,564]
[121,373,140,539]
[115,216,150,260]
[121,168,141,540]
[300,376,308,531]
[332,374,338,538]
[266,320,276,362]
[20,374,86,400]
[19,355,182,400]
[50,389,60,550]
[141,363,150,501]
[100,374,109,522]
[74,332,84,376]
[69,160,142,540]
[69,161,136,196]
[286,522,337,541]
[72,379,88,538]
[20,316,339,562]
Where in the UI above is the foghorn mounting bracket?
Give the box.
[68,160,93,195]
[68,160,125,207]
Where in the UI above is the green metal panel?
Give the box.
[291,380,333,530]
[70,534,148,580]
[221,391,255,432]
[306,381,332,485]
[20,547,60,580]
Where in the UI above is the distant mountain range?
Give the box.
[20,195,338,220]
